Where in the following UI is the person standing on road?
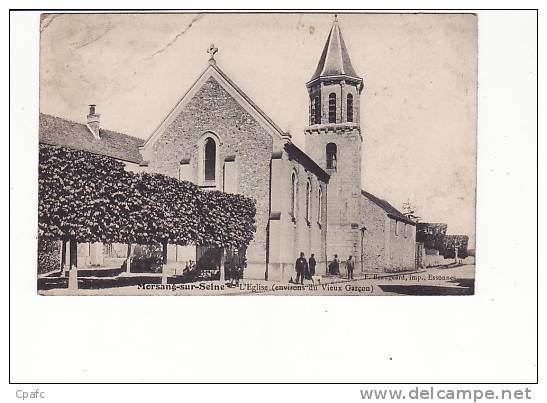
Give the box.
[345,255,355,280]
[328,254,340,275]
[294,252,308,285]
[308,254,316,277]
[334,254,340,275]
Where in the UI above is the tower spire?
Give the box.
[308,15,361,85]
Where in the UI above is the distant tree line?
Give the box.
[416,223,448,252]
[38,144,256,269]
[416,223,469,259]
[442,235,469,259]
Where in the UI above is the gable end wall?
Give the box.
[146,76,274,274]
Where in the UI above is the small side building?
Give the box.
[360,190,416,272]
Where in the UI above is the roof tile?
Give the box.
[39,113,144,164]
[310,18,360,81]
[361,190,416,225]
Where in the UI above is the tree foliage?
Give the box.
[416,222,447,253]
[37,238,61,274]
[443,235,469,259]
[38,144,256,250]
[38,144,135,243]
[197,190,256,249]
[132,173,200,246]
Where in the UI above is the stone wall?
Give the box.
[386,218,416,271]
[360,196,417,272]
[75,242,105,267]
[360,196,387,271]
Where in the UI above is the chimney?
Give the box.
[87,104,101,139]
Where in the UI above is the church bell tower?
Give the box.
[304,15,364,266]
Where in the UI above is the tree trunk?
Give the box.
[60,239,67,275]
[126,242,132,273]
[162,241,168,265]
[69,238,77,269]
[160,241,169,285]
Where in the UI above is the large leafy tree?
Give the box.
[416,222,448,253]
[38,144,257,270]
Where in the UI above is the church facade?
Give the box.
[138,57,329,281]
[39,17,417,280]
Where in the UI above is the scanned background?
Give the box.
[9,8,538,384]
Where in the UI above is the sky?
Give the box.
[39,13,477,247]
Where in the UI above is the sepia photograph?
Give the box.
[36,12,477,296]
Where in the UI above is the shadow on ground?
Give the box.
[37,271,220,291]
[379,280,474,296]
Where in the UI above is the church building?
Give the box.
[39,16,417,280]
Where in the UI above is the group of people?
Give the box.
[327,254,355,279]
[292,252,355,285]
[293,252,317,284]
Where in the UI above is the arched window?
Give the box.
[291,172,297,218]
[326,143,337,170]
[328,93,337,123]
[347,93,354,122]
[204,137,216,182]
[306,179,312,223]
[318,186,323,223]
[313,96,321,124]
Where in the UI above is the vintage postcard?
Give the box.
[37,13,477,296]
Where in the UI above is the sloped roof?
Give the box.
[39,113,144,164]
[310,17,360,82]
[361,190,416,225]
[285,142,329,183]
[141,62,291,151]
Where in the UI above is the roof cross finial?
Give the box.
[207,43,218,64]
